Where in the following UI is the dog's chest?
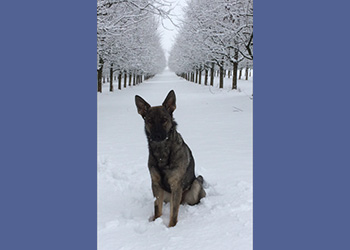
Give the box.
[150,143,171,168]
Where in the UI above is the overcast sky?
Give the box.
[158,0,187,60]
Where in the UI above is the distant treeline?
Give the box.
[97,0,169,92]
[168,0,253,89]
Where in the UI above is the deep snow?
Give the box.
[98,69,253,250]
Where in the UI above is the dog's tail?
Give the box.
[196,175,206,200]
[197,175,204,185]
[197,175,210,190]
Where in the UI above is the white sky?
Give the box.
[158,0,188,61]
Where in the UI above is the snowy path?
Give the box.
[98,69,253,250]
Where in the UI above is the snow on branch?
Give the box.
[97,0,170,78]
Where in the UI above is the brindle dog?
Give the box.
[135,90,206,227]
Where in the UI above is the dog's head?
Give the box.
[135,90,176,142]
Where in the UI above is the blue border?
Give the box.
[254,1,350,249]
[1,0,349,249]
[1,1,96,249]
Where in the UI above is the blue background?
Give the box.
[1,0,349,249]
[0,1,97,249]
[254,1,350,249]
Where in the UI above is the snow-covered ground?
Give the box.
[98,69,253,250]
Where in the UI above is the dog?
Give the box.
[135,90,206,227]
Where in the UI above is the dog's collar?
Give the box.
[148,136,169,143]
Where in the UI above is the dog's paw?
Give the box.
[149,215,163,225]
[148,215,155,222]
[168,219,177,227]
[149,215,162,222]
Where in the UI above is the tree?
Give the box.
[168,0,253,90]
[97,0,169,92]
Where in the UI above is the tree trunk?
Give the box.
[97,66,103,93]
[210,62,215,86]
[118,72,122,90]
[232,64,238,90]
[103,76,105,84]
[97,57,104,92]
[204,68,208,85]
[195,70,198,83]
[129,72,132,86]
[245,67,249,80]
[239,69,242,80]
[133,73,136,85]
[198,68,202,84]
[228,70,231,78]
[232,49,238,90]
[109,66,114,92]
[219,64,224,89]
[124,72,127,88]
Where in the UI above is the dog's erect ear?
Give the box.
[135,95,150,118]
[162,90,176,115]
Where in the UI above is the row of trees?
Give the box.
[97,0,169,92]
[168,0,253,89]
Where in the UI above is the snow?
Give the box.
[98,69,253,250]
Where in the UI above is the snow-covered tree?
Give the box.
[168,0,253,89]
[97,0,169,92]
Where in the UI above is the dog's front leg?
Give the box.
[169,187,182,227]
[152,183,164,221]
